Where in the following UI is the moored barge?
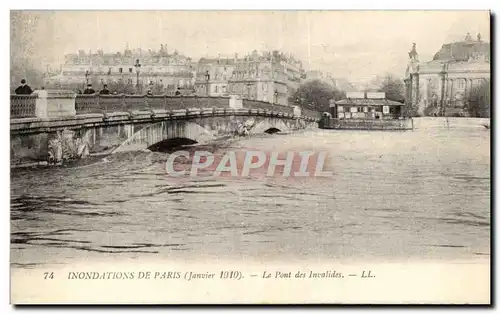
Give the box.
[319,92,414,131]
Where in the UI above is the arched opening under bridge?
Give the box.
[264,127,282,134]
[148,138,198,153]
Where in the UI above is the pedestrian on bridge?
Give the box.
[83,84,96,94]
[15,79,33,95]
[99,84,110,95]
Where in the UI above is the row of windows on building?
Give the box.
[425,78,477,90]
[228,83,273,94]
[339,106,398,114]
[198,66,230,72]
[69,58,191,66]
[90,77,193,88]
[194,85,227,93]
[64,67,291,82]
[454,78,477,89]
[233,69,279,78]
[197,73,230,81]
[194,83,277,95]
[67,66,192,74]
[195,71,289,83]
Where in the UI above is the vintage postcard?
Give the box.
[9,10,491,304]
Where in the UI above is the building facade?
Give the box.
[404,33,490,115]
[227,50,305,106]
[44,47,309,101]
[44,45,195,93]
[194,55,237,97]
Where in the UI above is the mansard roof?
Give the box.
[432,40,490,62]
[197,58,236,65]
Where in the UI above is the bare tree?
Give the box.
[291,79,345,112]
[466,79,490,118]
[107,80,136,94]
[374,75,405,103]
[370,74,416,116]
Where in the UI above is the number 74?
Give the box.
[43,272,54,279]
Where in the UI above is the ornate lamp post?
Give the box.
[204,70,210,96]
[85,70,90,85]
[246,83,252,100]
[274,90,278,104]
[134,59,141,93]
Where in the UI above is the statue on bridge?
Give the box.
[236,118,256,136]
[47,130,90,165]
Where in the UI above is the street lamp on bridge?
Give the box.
[134,59,141,93]
[246,83,252,100]
[85,70,90,86]
[204,70,210,96]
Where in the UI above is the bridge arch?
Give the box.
[250,119,292,135]
[147,138,198,153]
[112,121,216,154]
[264,127,281,134]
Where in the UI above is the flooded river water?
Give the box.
[11,124,490,268]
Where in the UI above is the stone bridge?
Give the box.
[10,90,321,165]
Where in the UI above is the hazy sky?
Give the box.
[11,10,490,84]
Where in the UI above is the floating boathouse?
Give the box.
[319,91,414,131]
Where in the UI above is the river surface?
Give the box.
[10,126,490,268]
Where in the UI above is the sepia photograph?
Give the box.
[9,9,491,304]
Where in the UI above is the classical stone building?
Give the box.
[47,46,310,101]
[227,50,306,106]
[404,33,490,116]
[194,55,237,97]
[45,45,195,93]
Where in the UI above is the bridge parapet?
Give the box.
[11,95,38,118]
[11,90,321,121]
[11,90,76,119]
[242,99,295,116]
[74,94,233,115]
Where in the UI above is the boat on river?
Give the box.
[319,92,413,131]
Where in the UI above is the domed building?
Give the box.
[404,33,490,116]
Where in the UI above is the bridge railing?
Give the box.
[11,95,38,118]
[11,91,321,120]
[75,94,101,114]
[75,95,232,114]
[242,99,295,116]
